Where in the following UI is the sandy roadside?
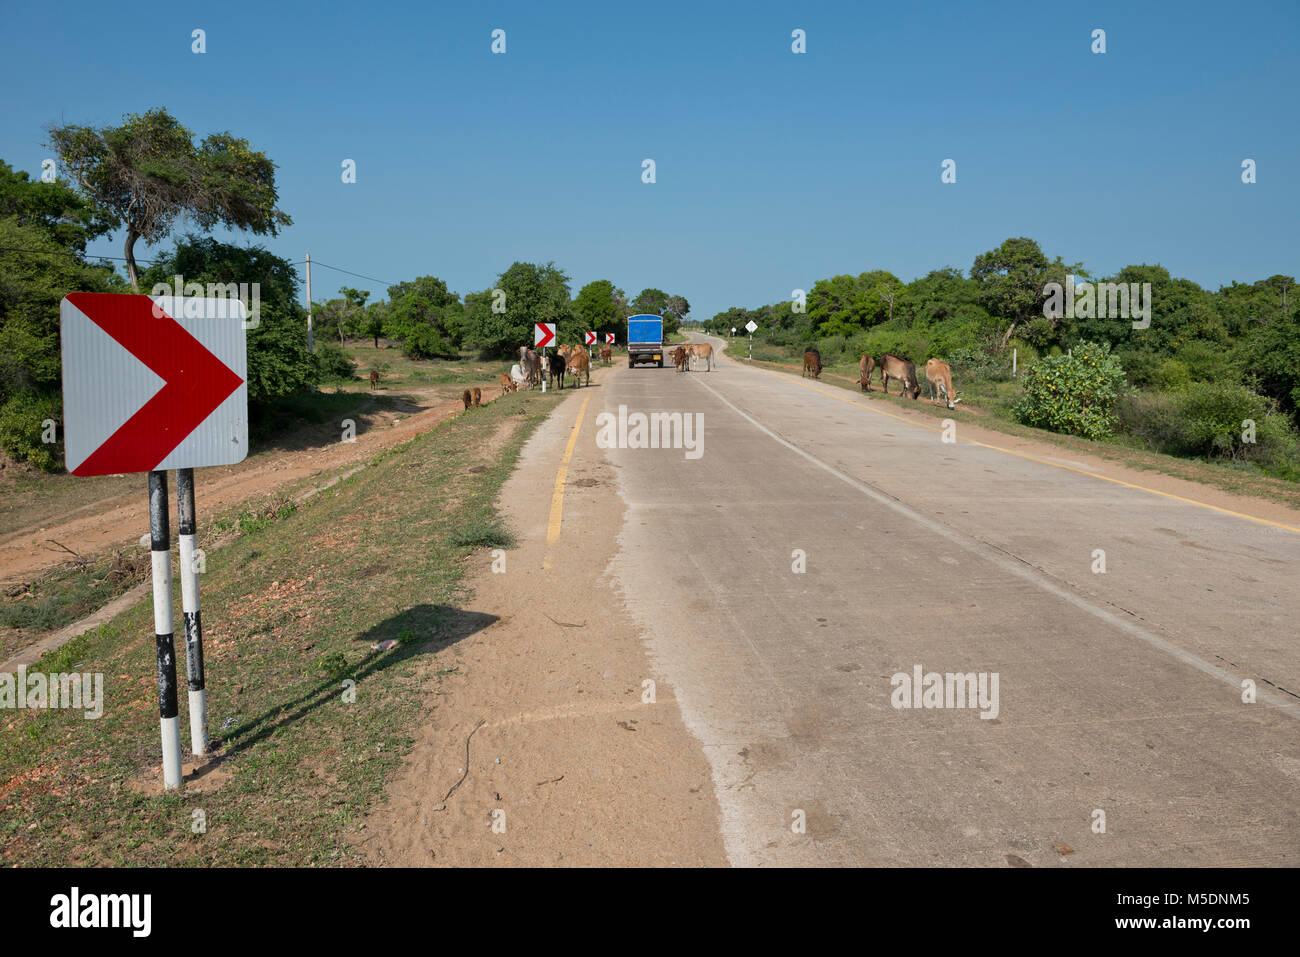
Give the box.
[355,366,728,866]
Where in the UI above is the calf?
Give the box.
[472,387,482,407]
[858,353,875,391]
[925,358,958,410]
[803,349,821,379]
[568,347,591,387]
[461,389,473,410]
[690,343,714,371]
[500,372,517,395]
[369,370,380,390]
[672,345,688,371]
[599,345,612,365]
[879,353,921,399]
[550,352,567,390]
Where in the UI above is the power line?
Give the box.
[308,259,397,288]
[0,246,395,290]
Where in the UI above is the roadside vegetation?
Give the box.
[0,107,690,474]
[0,388,561,865]
[703,237,1300,484]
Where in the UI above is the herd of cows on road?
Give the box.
[447,339,958,412]
[804,348,959,411]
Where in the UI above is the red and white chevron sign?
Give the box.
[534,322,555,348]
[605,333,616,344]
[584,331,597,345]
[60,293,248,476]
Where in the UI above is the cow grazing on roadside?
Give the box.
[599,345,612,365]
[568,347,591,387]
[509,363,527,389]
[369,370,380,390]
[519,346,541,388]
[461,389,473,410]
[472,387,482,407]
[858,353,875,391]
[690,343,715,371]
[500,373,517,395]
[672,345,688,371]
[550,352,567,390]
[925,358,958,410]
[803,349,821,379]
[879,354,921,399]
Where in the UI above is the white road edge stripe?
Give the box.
[693,373,1300,721]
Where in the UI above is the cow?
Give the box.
[858,353,875,391]
[550,352,567,390]
[672,345,688,371]
[369,370,381,390]
[557,344,575,362]
[509,363,527,389]
[925,358,958,410]
[568,347,591,387]
[879,353,921,399]
[461,389,473,410]
[499,373,517,395]
[802,349,822,379]
[599,345,612,365]
[519,346,541,388]
[689,343,714,372]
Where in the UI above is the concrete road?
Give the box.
[592,334,1300,866]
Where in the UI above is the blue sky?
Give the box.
[2,0,1296,320]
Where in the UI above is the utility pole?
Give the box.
[305,252,314,353]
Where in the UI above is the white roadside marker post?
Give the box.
[149,470,183,789]
[176,467,208,755]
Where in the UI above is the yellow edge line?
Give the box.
[756,364,1300,535]
[545,393,593,546]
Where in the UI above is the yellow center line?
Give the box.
[751,363,1300,535]
[545,392,593,550]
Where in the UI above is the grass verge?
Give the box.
[0,387,561,865]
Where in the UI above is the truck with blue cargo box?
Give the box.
[627,314,664,368]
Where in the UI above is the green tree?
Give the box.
[463,262,572,357]
[574,280,621,338]
[0,217,117,469]
[0,159,114,252]
[972,237,1083,352]
[139,237,316,407]
[49,108,291,289]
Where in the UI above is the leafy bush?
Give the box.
[0,390,61,471]
[1013,340,1126,439]
[403,324,454,360]
[315,341,356,382]
[1116,383,1298,471]
[1171,382,1290,461]
[946,346,1013,382]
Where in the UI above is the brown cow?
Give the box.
[672,345,688,371]
[803,349,821,379]
[568,347,591,387]
[925,358,957,410]
[599,345,612,365]
[461,389,473,410]
[369,370,380,390]
[472,387,482,407]
[689,343,714,371]
[879,354,921,399]
[858,353,875,391]
[499,373,517,395]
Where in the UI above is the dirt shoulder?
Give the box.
[356,367,728,866]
